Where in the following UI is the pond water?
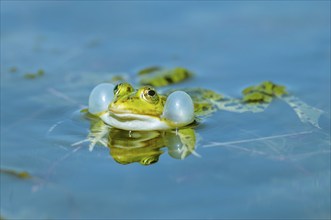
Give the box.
[1,1,330,219]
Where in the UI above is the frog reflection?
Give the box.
[86,116,197,165]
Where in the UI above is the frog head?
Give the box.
[109,83,166,117]
[88,83,195,130]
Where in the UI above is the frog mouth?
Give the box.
[101,110,170,131]
[108,111,145,122]
[107,110,160,122]
[108,108,161,118]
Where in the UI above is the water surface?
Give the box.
[1,1,330,219]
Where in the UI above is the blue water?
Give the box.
[1,1,330,219]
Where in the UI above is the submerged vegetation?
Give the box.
[0,168,31,179]
[24,69,45,79]
[8,66,18,73]
[7,67,45,79]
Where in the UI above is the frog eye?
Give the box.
[88,83,115,114]
[162,91,194,126]
[142,87,159,103]
[147,90,156,96]
[113,83,120,95]
[113,83,134,96]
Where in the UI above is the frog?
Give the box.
[86,66,322,131]
[88,82,197,131]
[79,66,323,165]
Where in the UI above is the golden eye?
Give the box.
[142,87,159,103]
[113,83,121,95]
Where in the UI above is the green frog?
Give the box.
[86,67,298,131]
[88,82,195,130]
[81,66,323,165]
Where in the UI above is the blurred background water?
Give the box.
[1,1,330,219]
